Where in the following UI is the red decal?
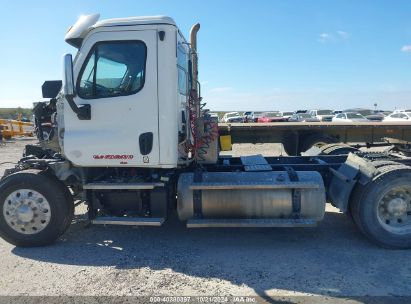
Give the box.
[93,154,134,160]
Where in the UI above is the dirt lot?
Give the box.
[0,139,411,302]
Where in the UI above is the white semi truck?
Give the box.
[1,14,411,248]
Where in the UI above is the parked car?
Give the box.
[221,112,243,123]
[344,108,384,121]
[209,113,219,121]
[281,111,294,121]
[257,112,288,123]
[243,111,255,123]
[288,113,320,122]
[384,112,411,122]
[294,110,308,114]
[308,109,334,122]
[332,112,368,122]
[252,112,264,122]
[392,109,411,113]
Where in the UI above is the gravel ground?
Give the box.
[0,139,411,302]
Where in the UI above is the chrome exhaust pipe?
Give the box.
[190,23,200,92]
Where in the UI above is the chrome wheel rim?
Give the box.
[3,189,51,235]
[377,187,411,235]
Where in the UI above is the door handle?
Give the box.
[139,132,153,155]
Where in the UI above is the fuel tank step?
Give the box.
[92,217,165,226]
[240,154,273,172]
[186,218,317,228]
[83,182,164,190]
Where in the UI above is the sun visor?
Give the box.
[65,14,100,48]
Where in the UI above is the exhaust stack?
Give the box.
[189,23,200,93]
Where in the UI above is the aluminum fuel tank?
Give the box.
[177,171,326,221]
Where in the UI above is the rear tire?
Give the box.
[320,143,359,155]
[0,170,73,247]
[300,134,337,154]
[350,165,411,249]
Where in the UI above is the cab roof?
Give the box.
[95,16,176,27]
[65,14,176,48]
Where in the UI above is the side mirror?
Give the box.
[63,54,75,97]
[42,80,62,99]
[62,53,91,120]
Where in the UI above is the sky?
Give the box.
[1,0,411,111]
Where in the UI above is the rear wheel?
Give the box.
[350,165,411,249]
[0,170,73,247]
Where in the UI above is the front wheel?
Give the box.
[350,165,411,249]
[0,170,74,247]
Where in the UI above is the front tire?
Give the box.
[0,170,73,247]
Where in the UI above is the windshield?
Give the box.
[299,114,312,118]
[265,112,282,117]
[347,113,364,119]
[358,110,372,115]
[317,110,333,115]
[346,109,372,116]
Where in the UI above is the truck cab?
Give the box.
[60,15,192,168]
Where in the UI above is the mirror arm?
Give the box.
[63,54,91,120]
[65,94,80,115]
[66,95,91,120]
[63,54,75,95]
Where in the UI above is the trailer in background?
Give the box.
[218,122,411,155]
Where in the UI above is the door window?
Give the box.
[77,41,147,99]
[177,42,189,96]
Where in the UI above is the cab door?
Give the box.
[63,30,159,167]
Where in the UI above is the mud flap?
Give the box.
[328,153,365,212]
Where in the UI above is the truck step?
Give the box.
[186,218,317,228]
[92,216,165,226]
[189,181,319,190]
[83,182,164,190]
[240,154,272,171]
